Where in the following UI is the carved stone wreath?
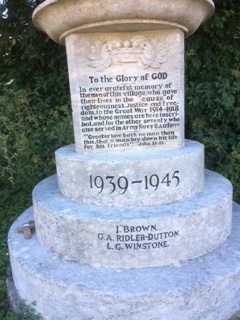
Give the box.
[87,35,168,71]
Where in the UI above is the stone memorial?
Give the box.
[7,0,240,319]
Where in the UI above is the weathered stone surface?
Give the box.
[32,0,215,155]
[65,29,184,152]
[32,170,232,268]
[32,0,215,154]
[56,140,204,206]
[8,204,240,320]
[32,0,215,44]
[10,2,240,319]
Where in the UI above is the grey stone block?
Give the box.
[56,140,204,206]
[8,204,240,320]
[32,170,232,268]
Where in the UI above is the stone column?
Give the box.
[33,0,214,154]
[32,0,215,210]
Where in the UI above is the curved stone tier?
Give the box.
[32,0,214,44]
[32,170,232,268]
[8,204,240,320]
[56,140,204,206]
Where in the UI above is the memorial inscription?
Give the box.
[11,2,239,319]
[97,224,181,251]
[89,170,180,195]
[66,29,184,152]
[80,77,180,150]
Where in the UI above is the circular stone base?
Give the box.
[32,170,232,268]
[8,204,240,320]
[55,140,204,206]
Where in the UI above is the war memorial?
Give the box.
[7,0,240,318]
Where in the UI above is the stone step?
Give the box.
[55,140,204,206]
[32,170,232,268]
[8,203,240,320]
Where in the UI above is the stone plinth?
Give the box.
[65,29,185,152]
[8,204,240,320]
[33,170,232,269]
[7,0,240,319]
[32,0,214,154]
[56,140,204,206]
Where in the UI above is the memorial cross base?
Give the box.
[7,0,240,319]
